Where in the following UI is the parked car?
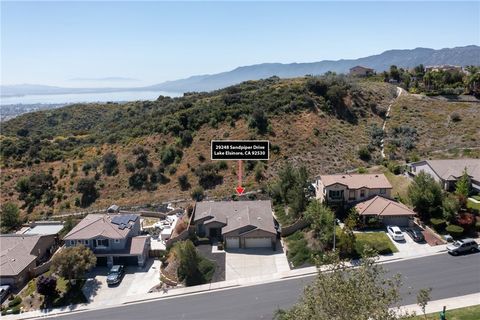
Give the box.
[0,285,10,303]
[387,226,405,241]
[106,265,125,285]
[447,238,479,255]
[405,228,425,243]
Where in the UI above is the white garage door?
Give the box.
[225,237,239,249]
[245,237,271,248]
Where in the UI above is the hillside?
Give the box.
[1,76,478,219]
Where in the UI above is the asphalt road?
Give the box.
[53,253,480,320]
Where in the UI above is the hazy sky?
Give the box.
[1,1,479,87]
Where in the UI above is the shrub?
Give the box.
[430,218,446,232]
[191,186,204,201]
[456,213,475,229]
[475,221,480,232]
[178,175,190,191]
[8,296,22,308]
[358,146,371,161]
[450,112,461,122]
[445,224,464,238]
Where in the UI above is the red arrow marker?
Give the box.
[236,160,245,195]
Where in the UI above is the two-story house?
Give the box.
[315,173,392,204]
[64,213,150,267]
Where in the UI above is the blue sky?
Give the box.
[1,1,479,87]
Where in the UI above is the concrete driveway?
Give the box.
[386,228,444,258]
[82,259,160,307]
[225,242,290,281]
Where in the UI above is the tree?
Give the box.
[36,275,57,299]
[337,227,356,258]
[269,164,309,217]
[442,194,460,223]
[51,245,96,283]
[102,152,119,176]
[417,287,432,318]
[304,200,334,250]
[248,109,269,134]
[76,178,99,207]
[191,186,204,201]
[178,174,190,191]
[173,240,214,286]
[389,65,400,81]
[407,172,443,221]
[274,252,412,320]
[59,215,77,239]
[455,168,470,208]
[0,202,22,232]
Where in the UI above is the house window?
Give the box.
[348,190,355,200]
[96,239,109,247]
[114,239,120,243]
[84,240,89,245]
[380,188,386,195]
[329,190,343,199]
[360,189,366,198]
[70,240,75,246]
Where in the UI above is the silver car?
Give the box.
[447,238,478,255]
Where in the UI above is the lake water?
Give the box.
[0,90,183,106]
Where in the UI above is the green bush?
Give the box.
[8,296,22,308]
[430,218,447,232]
[445,224,464,238]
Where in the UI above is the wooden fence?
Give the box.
[280,218,310,237]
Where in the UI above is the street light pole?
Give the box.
[333,215,336,251]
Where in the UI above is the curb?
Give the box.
[122,284,241,305]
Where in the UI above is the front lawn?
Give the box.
[411,304,480,320]
[355,232,398,255]
[467,199,480,211]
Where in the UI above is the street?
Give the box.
[51,253,480,320]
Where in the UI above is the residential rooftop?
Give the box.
[318,173,392,189]
[194,200,276,234]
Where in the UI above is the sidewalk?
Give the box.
[2,246,453,320]
[398,293,480,315]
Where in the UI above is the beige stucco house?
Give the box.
[408,159,480,192]
[355,195,415,227]
[0,234,57,289]
[64,213,150,267]
[349,65,375,77]
[193,200,277,250]
[315,173,392,205]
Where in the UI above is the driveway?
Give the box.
[225,242,290,281]
[82,259,160,307]
[386,227,446,258]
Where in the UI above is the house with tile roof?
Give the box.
[408,159,480,192]
[355,195,415,227]
[64,213,150,267]
[193,200,277,250]
[0,234,57,289]
[315,173,393,205]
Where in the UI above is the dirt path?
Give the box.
[380,87,405,159]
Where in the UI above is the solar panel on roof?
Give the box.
[111,214,138,228]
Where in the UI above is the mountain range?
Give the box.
[2,45,479,97]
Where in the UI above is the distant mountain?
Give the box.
[2,45,479,96]
[147,45,480,92]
